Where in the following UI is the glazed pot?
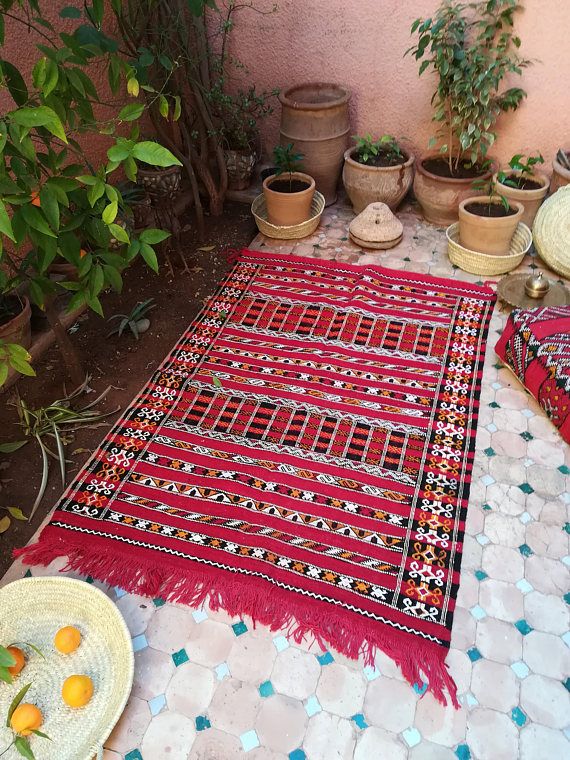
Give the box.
[494,170,549,228]
[279,83,350,206]
[343,147,414,213]
[262,172,316,226]
[0,295,32,350]
[137,165,181,201]
[551,151,570,193]
[458,196,524,255]
[224,149,257,191]
[413,155,495,226]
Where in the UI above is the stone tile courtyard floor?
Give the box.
[2,196,569,759]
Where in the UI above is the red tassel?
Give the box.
[16,529,459,708]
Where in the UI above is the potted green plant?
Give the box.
[215,86,277,191]
[0,1,181,388]
[342,134,415,213]
[408,0,530,225]
[494,154,549,227]
[459,178,524,255]
[552,149,570,193]
[262,144,316,226]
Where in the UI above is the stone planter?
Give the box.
[413,155,495,226]
[342,147,414,213]
[279,83,350,206]
[137,165,182,201]
[224,149,257,191]
[494,170,549,228]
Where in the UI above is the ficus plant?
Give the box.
[407,0,531,175]
[353,134,404,165]
[498,152,544,189]
[272,143,304,191]
[0,0,181,387]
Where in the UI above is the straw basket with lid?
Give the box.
[349,202,403,249]
[0,577,133,760]
[533,185,570,278]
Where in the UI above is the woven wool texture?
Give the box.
[18,250,496,706]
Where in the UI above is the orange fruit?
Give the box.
[62,674,93,708]
[54,626,81,654]
[6,646,25,676]
[79,248,87,258]
[30,191,41,207]
[10,703,43,736]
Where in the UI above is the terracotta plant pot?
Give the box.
[0,295,32,350]
[551,151,570,193]
[137,165,182,201]
[413,155,495,226]
[343,147,414,213]
[279,83,350,206]
[458,196,524,255]
[494,170,550,228]
[224,149,257,191]
[262,172,316,226]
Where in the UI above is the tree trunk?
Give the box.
[45,299,85,389]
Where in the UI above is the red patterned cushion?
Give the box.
[495,305,570,443]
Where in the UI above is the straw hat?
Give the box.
[349,202,403,249]
[533,185,570,278]
[0,577,134,760]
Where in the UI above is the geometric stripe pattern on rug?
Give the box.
[18,249,496,706]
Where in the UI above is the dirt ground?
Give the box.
[0,203,257,576]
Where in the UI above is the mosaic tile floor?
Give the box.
[2,196,569,759]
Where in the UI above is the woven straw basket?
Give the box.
[533,185,570,278]
[446,222,532,276]
[0,577,134,760]
[252,191,326,239]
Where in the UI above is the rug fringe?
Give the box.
[15,530,459,708]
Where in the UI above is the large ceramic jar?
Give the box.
[0,296,31,350]
[343,147,414,213]
[279,83,350,206]
[413,154,495,226]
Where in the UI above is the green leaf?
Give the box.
[91,0,104,25]
[6,507,27,520]
[14,736,35,760]
[0,14,4,46]
[31,730,50,740]
[0,441,27,453]
[107,143,132,162]
[158,95,169,119]
[60,6,82,18]
[10,107,67,144]
[87,295,104,317]
[212,375,222,388]
[39,186,59,231]
[0,647,16,667]
[21,204,56,237]
[132,141,182,167]
[103,265,123,292]
[139,228,170,245]
[7,683,32,726]
[102,201,118,224]
[88,180,105,207]
[108,222,129,244]
[118,103,145,122]
[0,60,29,106]
[173,95,181,121]
[140,242,158,273]
[0,199,16,242]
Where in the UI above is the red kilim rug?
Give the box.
[18,250,495,706]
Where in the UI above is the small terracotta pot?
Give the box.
[458,196,524,255]
[262,172,316,226]
[413,155,495,226]
[342,147,414,213]
[551,151,570,193]
[494,170,549,228]
[0,296,32,350]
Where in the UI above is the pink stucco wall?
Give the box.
[228,0,570,169]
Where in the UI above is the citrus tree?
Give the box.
[0,0,182,386]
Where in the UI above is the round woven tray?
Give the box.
[533,185,570,278]
[252,191,326,239]
[446,222,532,275]
[0,577,134,760]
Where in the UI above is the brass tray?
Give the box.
[497,272,570,309]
